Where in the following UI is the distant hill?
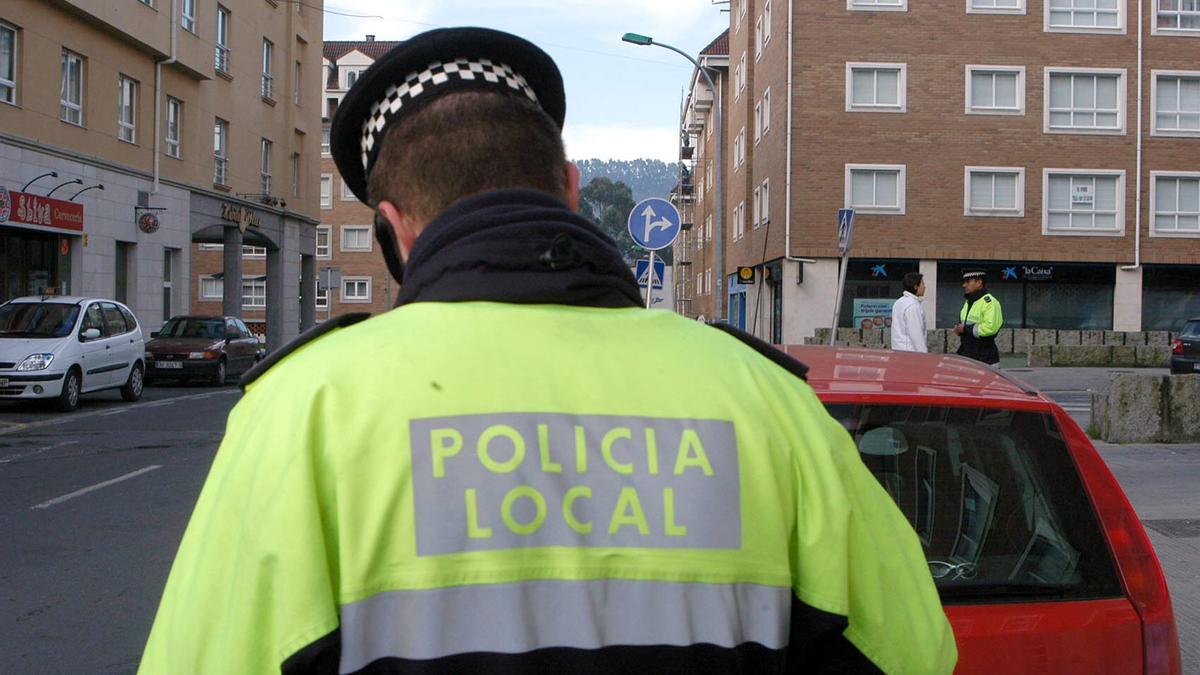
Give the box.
[575,159,682,202]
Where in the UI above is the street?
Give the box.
[0,370,1196,674]
[0,385,237,674]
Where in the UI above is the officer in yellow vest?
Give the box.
[955,268,1004,365]
[139,27,955,674]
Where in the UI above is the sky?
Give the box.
[322,0,730,163]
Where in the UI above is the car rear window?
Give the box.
[1180,321,1200,338]
[825,403,1123,604]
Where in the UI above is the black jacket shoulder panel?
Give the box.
[239,313,371,389]
[710,323,808,382]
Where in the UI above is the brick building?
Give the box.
[2,0,324,349]
[677,0,1200,342]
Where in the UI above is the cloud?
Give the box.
[563,123,679,162]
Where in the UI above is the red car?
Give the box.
[144,315,262,385]
[784,345,1181,675]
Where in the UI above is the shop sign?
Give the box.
[1021,264,1054,281]
[0,188,84,232]
[853,299,893,330]
[220,203,261,233]
[137,211,161,234]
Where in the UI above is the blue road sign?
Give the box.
[628,198,681,251]
[837,208,855,256]
[635,258,666,290]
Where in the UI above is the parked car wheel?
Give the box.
[56,368,82,412]
[211,358,227,386]
[121,362,144,402]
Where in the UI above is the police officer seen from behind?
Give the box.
[140,27,955,675]
[954,268,1004,365]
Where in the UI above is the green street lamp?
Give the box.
[622,32,725,324]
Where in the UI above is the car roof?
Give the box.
[5,296,112,305]
[782,345,1045,402]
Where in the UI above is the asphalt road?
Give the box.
[0,384,239,675]
[0,370,1195,674]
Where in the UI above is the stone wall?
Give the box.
[1092,374,1200,443]
[808,328,1176,353]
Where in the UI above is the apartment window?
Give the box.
[215,6,230,73]
[968,0,1024,13]
[846,164,906,214]
[118,75,137,143]
[733,127,745,168]
[341,225,372,251]
[752,186,762,229]
[200,275,223,299]
[242,278,266,308]
[762,87,771,134]
[1045,69,1125,133]
[1152,72,1200,135]
[242,245,266,258]
[165,96,182,158]
[755,16,764,60]
[260,138,272,194]
[1043,170,1124,234]
[966,66,1024,115]
[316,225,331,258]
[735,55,746,99]
[696,272,704,295]
[732,201,745,240]
[344,69,363,89]
[213,118,228,185]
[761,179,770,225]
[848,0,907,11]
[341,277,371,303]
[320,174,332,208]
[705,213,712,243]
[764,0,773,43]
[290,152,300,197]
[321,126,331,155]
[846,63,906,112]
[0,22,17,105]
[965,167,1025,216]
[754,101,763,141]
[315,283,328,310]
[261,39,274,99]
[181,0,196,32]
[1156,1,1200,33]
[293,60,301,105]
[341,179,356,201]
[1151,173,1200,236]
[60,49,84,125]
[1045,0,1123,32]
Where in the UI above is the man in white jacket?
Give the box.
[891,272,928,352]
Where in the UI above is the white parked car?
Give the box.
[0,296,146,411]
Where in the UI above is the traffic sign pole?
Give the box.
[829,209,855,345]
[645,251,656,309]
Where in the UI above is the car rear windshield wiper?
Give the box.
[938,582,1071,601]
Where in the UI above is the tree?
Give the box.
[578,177,640,266]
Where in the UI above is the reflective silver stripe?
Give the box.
[338,579,790,671]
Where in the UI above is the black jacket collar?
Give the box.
[394,189,643,309]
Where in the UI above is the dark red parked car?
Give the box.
[144,316,262,385]
[784,345,1181,675]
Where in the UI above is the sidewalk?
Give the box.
[1004,366,1171,394]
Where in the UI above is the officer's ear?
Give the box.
[376,201,420,261]
[564,161,581,212]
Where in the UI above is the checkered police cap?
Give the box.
[962,269,988,280]
[331,27,566,205]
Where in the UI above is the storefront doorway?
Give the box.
[0,228,66,303]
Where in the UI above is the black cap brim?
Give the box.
[330,27,566,205]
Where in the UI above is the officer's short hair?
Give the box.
[366,91,567,223]
[902,272,923,294]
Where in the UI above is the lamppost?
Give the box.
[45,179,83,198]
[622,32,725,324]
